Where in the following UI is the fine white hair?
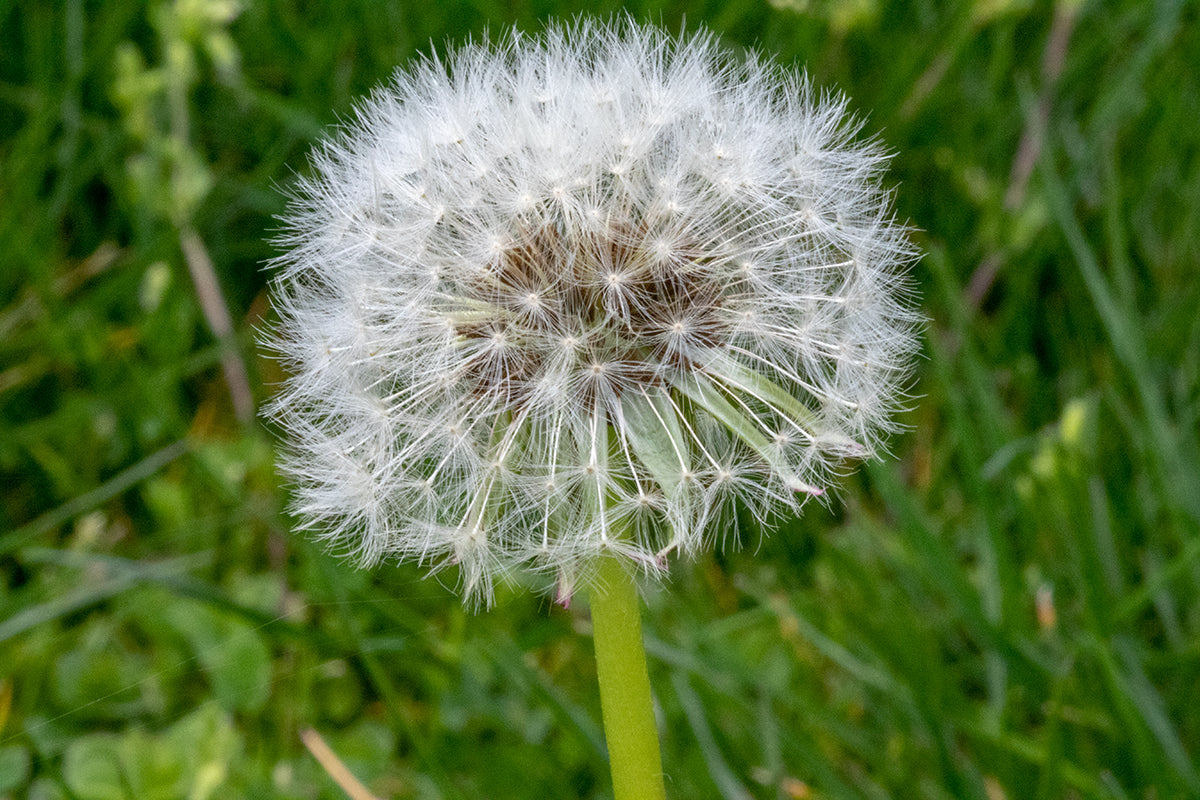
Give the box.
[266,18,920,606]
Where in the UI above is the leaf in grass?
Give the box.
[159,598,272,714]
[62,735,126,800]
[0,745,32,792]
[167,704,240,800]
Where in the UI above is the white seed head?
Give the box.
[265,19,920,606]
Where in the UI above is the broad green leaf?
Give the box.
[0,745,31,792]
[62,735,126,800]
[116,729,187,800]
[168,704,239,800]
[160,600,271,713]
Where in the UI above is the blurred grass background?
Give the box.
[2,0,1198,798]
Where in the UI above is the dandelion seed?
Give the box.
[265,19,919,607]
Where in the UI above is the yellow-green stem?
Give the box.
[590,555,666,800]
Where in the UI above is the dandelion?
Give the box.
[268,19,917,604]
[267,19,917,796]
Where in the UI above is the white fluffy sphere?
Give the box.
[267,19,919,605]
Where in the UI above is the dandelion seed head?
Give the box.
[266,19,920,606]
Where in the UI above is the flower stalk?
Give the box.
[591,554,666,800]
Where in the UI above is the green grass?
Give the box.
[2,0,1198,798]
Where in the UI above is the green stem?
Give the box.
[590,555,666,800]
